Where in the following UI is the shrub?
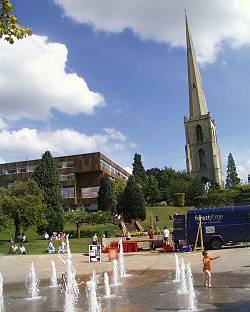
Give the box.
[193,190,240,208]
[235,185,250,205]
[173,193,185,207]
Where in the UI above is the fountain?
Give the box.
[177,258,187,295]
[91,270,98,291]
[0,273,4,312]
[104,272,111,297]
[112,259,120,286]
[173,254,181,282]
[64,235,79,312]
[118,239,126,277]
[26,262,40,300]
[86,280,101,312]
[186,263,197,311]
[50,260,58,288]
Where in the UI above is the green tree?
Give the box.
[120,176,146,221]
[132,153,146,183]
[65,211,111,238]
[0,180,46,237]
[225,153,241,189]
[0,197,10,232]
[98,175,116,215]
[0,0,32,44]
[113,179,127,213]
[33,151,64,233]
[143,175,160,206]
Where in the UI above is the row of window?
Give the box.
[0,161,75,176]
[62,186,100,199]
[56,161,74,169]
[0,166,37,175]
[100,159,128,180]
[59,174,75,181]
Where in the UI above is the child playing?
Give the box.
[202,250,220,288]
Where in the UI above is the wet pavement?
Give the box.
[2,247,250,311]
[3,269,250,311]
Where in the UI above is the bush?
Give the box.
[235,185,250,205]
[173,193,185,207]
[193,190,240,208]
[193,195,208,207]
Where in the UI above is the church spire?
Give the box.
[185,13,208,118]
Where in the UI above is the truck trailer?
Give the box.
[173,205,250,249]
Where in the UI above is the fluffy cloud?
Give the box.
[0,35,105,121]
[54,0,250,64]
[0,127,134,163]
[238,161,250,182]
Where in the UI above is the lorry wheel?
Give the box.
[210,239,222,250]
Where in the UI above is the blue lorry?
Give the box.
[173,205,250,249]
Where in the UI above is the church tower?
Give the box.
[184,15,224,187]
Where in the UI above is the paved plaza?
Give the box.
[1,247,250,311]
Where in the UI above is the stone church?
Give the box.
[184,15,224,187]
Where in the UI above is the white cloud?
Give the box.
[0,34,105,121]
[238,161,250,182]
[103,128,127,142]
[123,166,132,175]
[54,0,250,64]
[0,118,8,130]
[0,127,134,162]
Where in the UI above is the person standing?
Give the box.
[162,226,170,244]
[148,225,155,250]
[202,250,220,288]
[92,233,98,245]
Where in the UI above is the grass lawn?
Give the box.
[0,206,191,255]
[0,237,92,255]
[143,206,190,231]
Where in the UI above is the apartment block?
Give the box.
[0,152,130,211]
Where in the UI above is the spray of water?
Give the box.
[26,262,40,299]
[91,270,98,291]
[177,258,187,295]
[0,273,4,312]
[104,272,111,297]
[64,235,79,312]
[50,260,58,287]
[118,239,126,277]
[186,263,197,311]
[173,254,181,282]
[86,280,101,312]
[112,259,119,286]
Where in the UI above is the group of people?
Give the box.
[148,225,170,249]
[9,233,28,254]
[47,232,67,253]
[47,239,67,254]
[9,243,27,254]
[43,231,66,241]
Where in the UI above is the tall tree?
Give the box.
[143,175,160,206]
[98,175,116,215]
[132,153,146,183]
[33,151,64,233]
[0,180,46,237]
[0,0,32,44]
[120,176,146,221]
[225,153,241,189]
[113,179,127,214]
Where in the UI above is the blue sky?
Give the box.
[1,0,250,180]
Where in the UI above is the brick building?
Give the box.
[0,152,130,211]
